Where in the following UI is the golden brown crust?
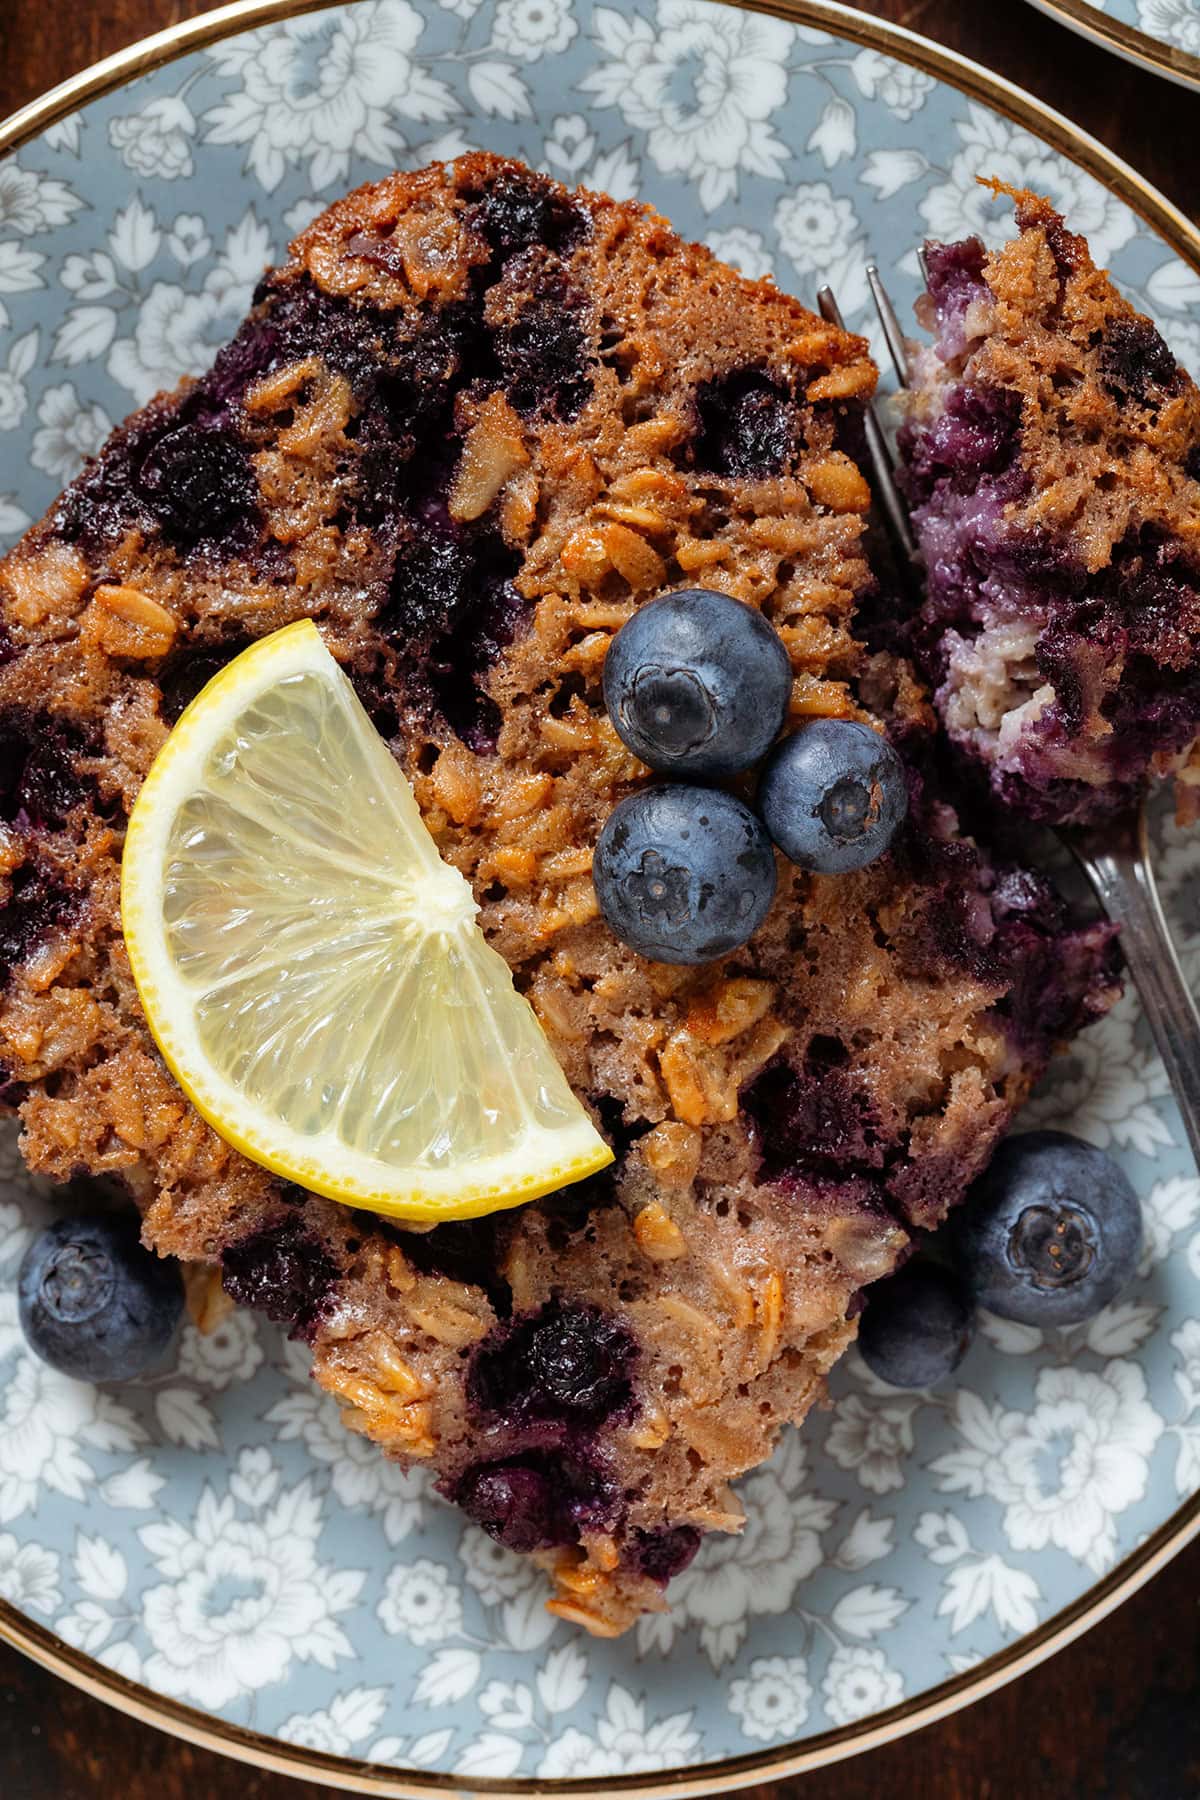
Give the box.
[971,182,1200,573]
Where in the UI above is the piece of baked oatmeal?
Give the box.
[0,157,1116,1632]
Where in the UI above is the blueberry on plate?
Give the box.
[758,718,908,874]
[953,1130,1142,1326]
[593,783,776,965]
[18,1213,184,1381]
[857,1261,974,1389]
[602,589,792,779]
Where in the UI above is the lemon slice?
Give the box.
[121,619,612,1221]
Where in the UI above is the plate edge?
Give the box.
[3,0,1200,275]
[1021,0,1200,93]
[5,1491,1200,1795]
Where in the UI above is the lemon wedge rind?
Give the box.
[121,619,613,1222]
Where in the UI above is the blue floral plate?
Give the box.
[1022,0,1200,91]
[3,1,1200,1790]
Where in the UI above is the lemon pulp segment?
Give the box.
[121,619,612,1220]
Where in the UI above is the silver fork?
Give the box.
[815,272,1200,1172]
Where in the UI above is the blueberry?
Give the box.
[451,1445,617,1550]
[135,425,257,552]
[468,1300,636,1428]
[757,719,908,874]
[221,1216,338,1343]
[18,1213,184,1382]
[692,372,797,478]
[632,1525,702,1584]
[602,590,792,779]
[593,783,777,965]
[953,1130,1142,1326]
[857,1261,974,1389]
[1100,317,1177,404]
[456,1463,555,1553]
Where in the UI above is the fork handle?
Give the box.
[1069,805,1200,1173]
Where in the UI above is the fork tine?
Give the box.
[866,263,911,389]
[816,282,845,332]
[817,281,917,563]
[862,408,917,562]
[917,245,931,288]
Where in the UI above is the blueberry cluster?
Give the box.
[446,1300,639,1554]
[858,1132,1143,1389]
[594,590,909,965]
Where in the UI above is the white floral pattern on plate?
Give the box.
[3,0,1200,1781]
[1137,0,1200,54]
[140,1455,365,1708]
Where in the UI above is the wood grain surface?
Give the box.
[1,1,1200,1795]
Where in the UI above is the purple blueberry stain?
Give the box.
[0,864,80,989]
[0,718,100,983]
[135,425,259,554]
[378,522,526,752]
[487,252,593,420]
[631,1525,701,1584]
[387,1212,514,1315]
[896,810,1120,1058]
[1099,317,1178,404]
[540,1164,620,1253]
[465,164,587,264]
[899,383,1021,504]
[689,370,798,478]
[221,1216,339,1343]
[744,1059,884,1180]
[921,236,990,362]
[156,638,256,725]
[198,311,284,414]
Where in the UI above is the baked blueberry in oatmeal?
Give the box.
[0,155,1118,1634]
[899,182,1200,825]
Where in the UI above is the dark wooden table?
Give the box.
[2,1,1200,1795]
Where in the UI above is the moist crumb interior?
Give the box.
[900,183,1200,826]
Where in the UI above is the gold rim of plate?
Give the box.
[1,0,1199,1790]
[1023,0,1200,95]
